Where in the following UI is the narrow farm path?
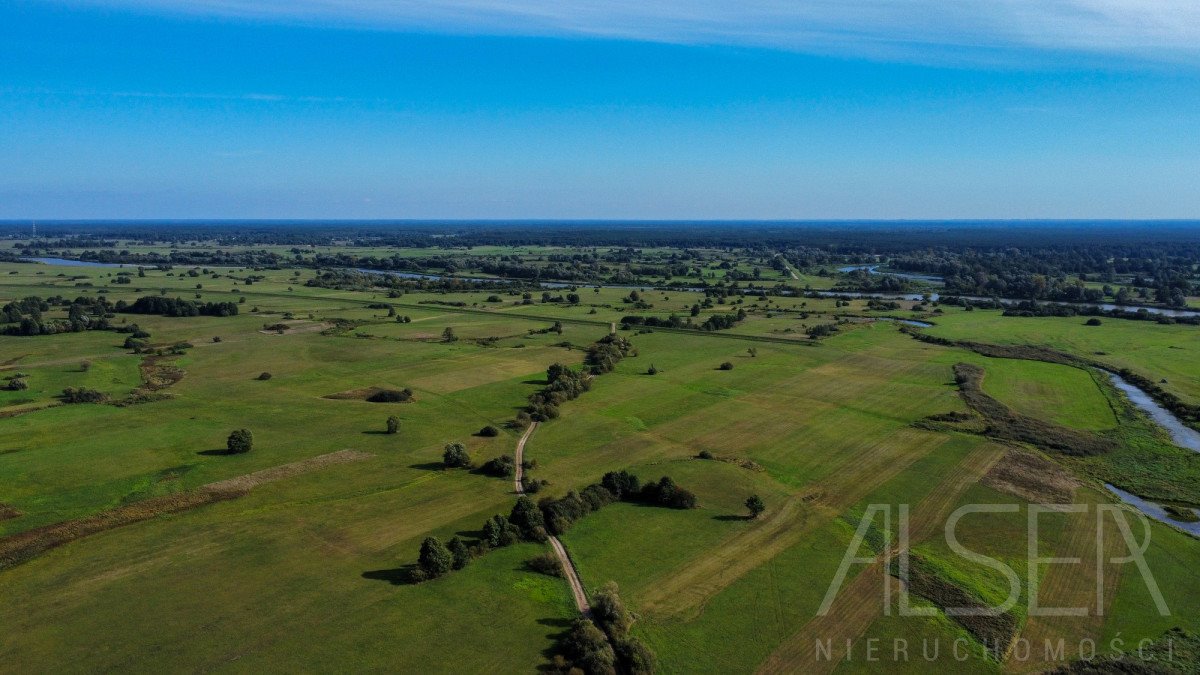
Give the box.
[514,421,591,614]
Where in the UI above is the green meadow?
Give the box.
[2,259,1199,673]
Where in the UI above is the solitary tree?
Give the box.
[418,536,453,578]
[226,428,253,454]
[386,416,400,434]
[442,442,471,468]
[442,327,458,342]
[746,495,766,519]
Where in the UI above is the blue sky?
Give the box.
[2,0,1199,219]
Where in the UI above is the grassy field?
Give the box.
[925,308,1200,405]
[2,259,1198,673]
[964,356,1117,431]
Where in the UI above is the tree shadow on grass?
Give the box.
[408,462,445,471]
[361,430,391,435]
[536,617,574,667]
[362,565,420,586]
[712,514,751,522]
[522,378,549,386]
[197,448,232,456]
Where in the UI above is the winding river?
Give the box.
[20,257,130,268]
[1105,484,1200,537]
[836,264,945,283]
[1107,372,1200,452]
[1104,373,1200,535]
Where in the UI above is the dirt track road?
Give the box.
[513,422,591,614]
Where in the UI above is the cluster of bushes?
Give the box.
[60,387,108,404]
[480,454,516,477]
[697,310,745,331]
[3,376,29,391]
[367,388,413,403]
[117,296,239,317]
[120,323,153,351]
[411,472,695,585]
[584,334,634,375]
[1,296,52,323]
[521,363,592,423]
[410,498,540,583]
[412,535,472,583]
[525,551,563,576]
[865,299,902,311]
[540,471,696,536]
[442,442,472,468]
[805,323,840,339]
[226,429,253,454]
[528,321,565,335]
[1,296,117,336]
[441,442,528,480]
[550,583,655,675]
[619,309,745,332]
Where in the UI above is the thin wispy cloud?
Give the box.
[70,0,1200,62]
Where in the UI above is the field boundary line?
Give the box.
[0,449,373,572]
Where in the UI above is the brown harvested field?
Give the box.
[982,449,1080,505]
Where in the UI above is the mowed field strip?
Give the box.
[755,442,1005,674]
[0,450,373,571]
